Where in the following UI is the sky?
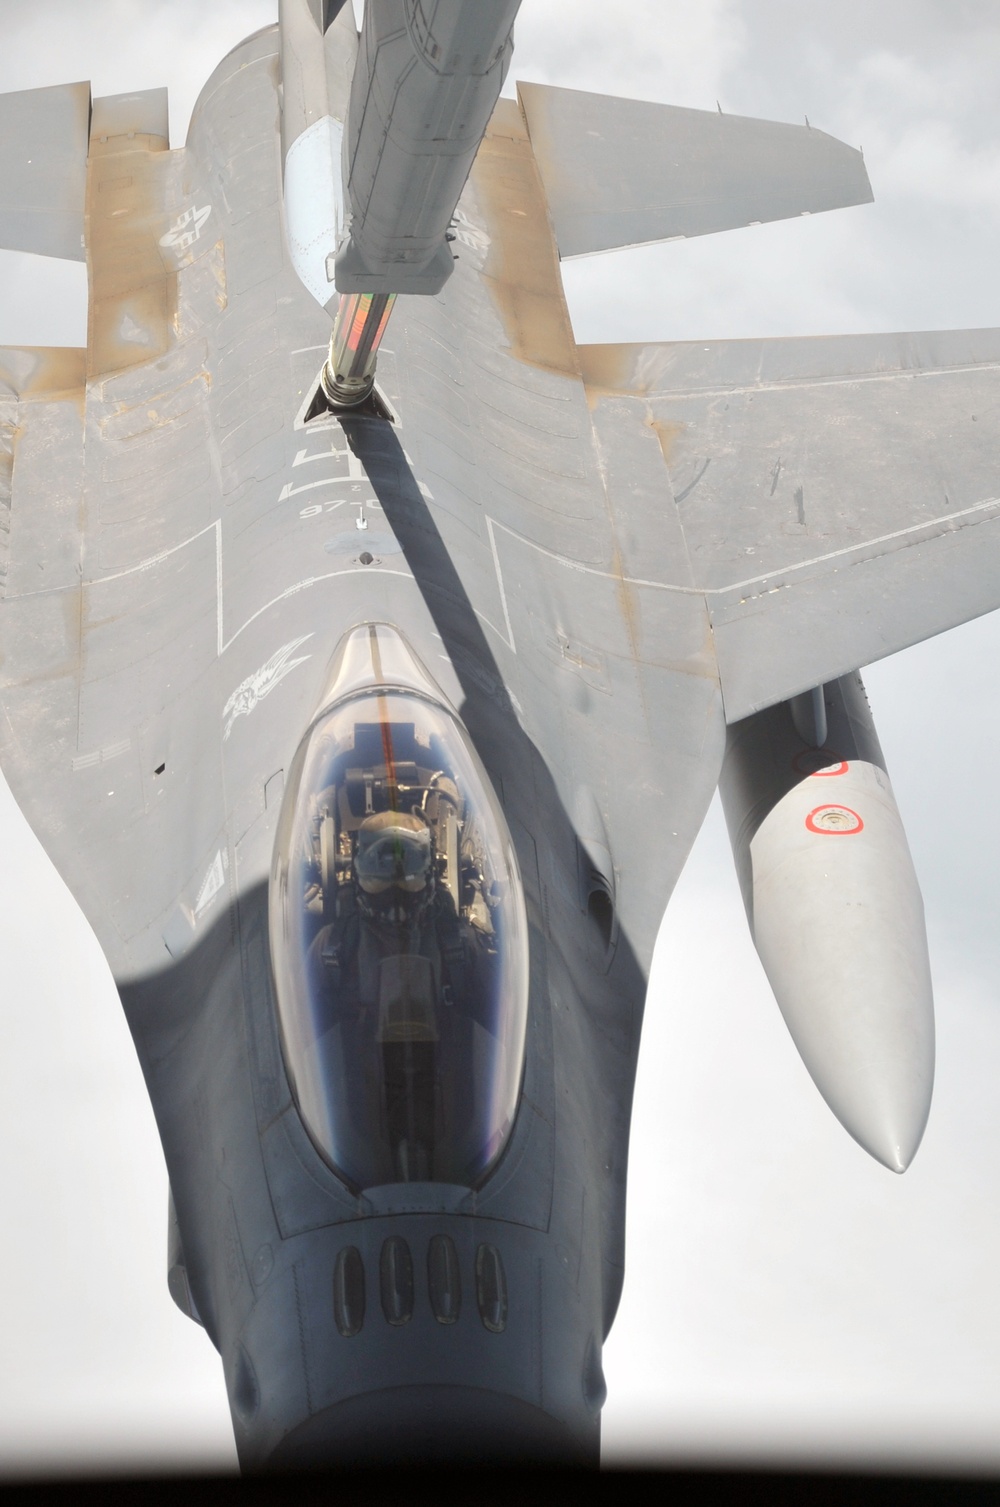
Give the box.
[0,0,1000,1478]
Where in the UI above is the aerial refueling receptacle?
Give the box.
[719,674,934,1173]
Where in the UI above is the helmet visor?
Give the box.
[356,823,432,893]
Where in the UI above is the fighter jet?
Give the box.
[1,0,999,1469]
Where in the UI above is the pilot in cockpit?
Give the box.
[354,810,435,933]
[274,685,520,1188]
[306,786,496,1037]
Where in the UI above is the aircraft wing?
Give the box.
[0,51,994,981]
[578,330,1000,719]
[518,82,872,258]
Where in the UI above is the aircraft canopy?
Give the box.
[269,628,529,1191]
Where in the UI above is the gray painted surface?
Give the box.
[520,82,873,258]
[336,0,522,294]
[0,2,995,1469]
[0,21,722,1463]
[0,81,91,261]
[578,330,1000,718]
[721,676,934,1172]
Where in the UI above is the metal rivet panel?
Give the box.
[475,1242,507,1333]
[427,1233,461,1324]
[379,1236,414,1325]
[333,1245,365,1337]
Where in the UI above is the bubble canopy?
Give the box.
[269,625,529,1191]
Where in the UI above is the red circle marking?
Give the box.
[792,749,849,776]
[806,805,864,835]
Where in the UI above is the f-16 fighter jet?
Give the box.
[0,0,998,1467]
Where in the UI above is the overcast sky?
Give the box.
[0,0,1000,1479]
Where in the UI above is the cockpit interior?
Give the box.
[270,637,528,1192]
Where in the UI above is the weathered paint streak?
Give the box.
[649,417,685,467]
[576,341,698,403]
[86,126,176,379]
[471,99,580,380]
[0,348,86,411]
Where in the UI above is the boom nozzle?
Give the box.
[321,291,396,408]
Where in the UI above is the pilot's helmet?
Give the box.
[355,810,433,927]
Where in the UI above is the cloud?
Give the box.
[509,0,747,110]
[0,0,274,144]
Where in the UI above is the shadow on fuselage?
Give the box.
[337,413,650,1288]
[118,416,654,1468]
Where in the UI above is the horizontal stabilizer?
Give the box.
[0,82,91,262]
[517,82,872,259]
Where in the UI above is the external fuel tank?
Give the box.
[719,675,934,1171]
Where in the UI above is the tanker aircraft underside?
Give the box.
[0,0,998,1467]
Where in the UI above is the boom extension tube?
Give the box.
[322,291,396,408]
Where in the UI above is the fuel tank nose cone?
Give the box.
[748,760,935,1173]
[842,1089,929,1175]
